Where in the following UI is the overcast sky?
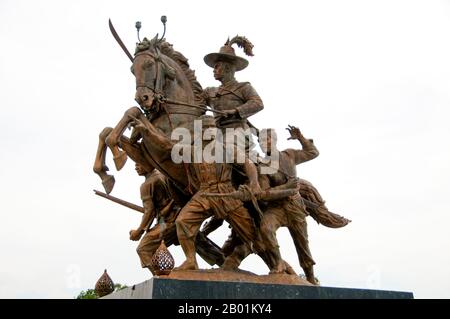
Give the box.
[0,0,449,298]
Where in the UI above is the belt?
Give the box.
[199,179,231,188]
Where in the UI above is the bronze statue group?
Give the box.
[94,33,350,285]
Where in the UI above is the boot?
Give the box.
[175,236,199,270]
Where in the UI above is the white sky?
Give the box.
[0,0,449,298]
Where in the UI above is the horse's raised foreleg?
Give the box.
[105,106,142,171]
[93,127,154,194]
[93,127,116,194]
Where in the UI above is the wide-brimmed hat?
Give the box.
[204,36,254,72]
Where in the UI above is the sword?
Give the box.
[108,19,134,62]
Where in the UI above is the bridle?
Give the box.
[134,50,168,110]
[134,50,227,121]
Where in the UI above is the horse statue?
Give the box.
[93,36,206,197]
[93,35,237,267]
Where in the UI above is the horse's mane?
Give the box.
[159,41,204,104]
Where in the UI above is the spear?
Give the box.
[201,186,297,202]
[94,189,144,213]
[93,189,224,266]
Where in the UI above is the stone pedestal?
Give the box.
[102,269,413,299]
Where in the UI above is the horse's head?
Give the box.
[131,37,177,113]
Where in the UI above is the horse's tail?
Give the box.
[299,179,351,228]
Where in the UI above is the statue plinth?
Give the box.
[101,269,413,299]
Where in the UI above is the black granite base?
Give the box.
[103,278,413,299]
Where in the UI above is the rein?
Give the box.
[163,98,227,115]
[135,51,228,117]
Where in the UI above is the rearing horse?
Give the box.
[93,37,205,195]
[92,36,301,273]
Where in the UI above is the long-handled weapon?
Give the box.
[93,189,225,266]
[201,186,297,202]
[202,185,298,224]
[94,189,143,212]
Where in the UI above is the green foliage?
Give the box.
[76,289,97,299]
[75,283,128,299]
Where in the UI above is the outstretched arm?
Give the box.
[270,177,300,191]
[129,198,155,241]
[286,125,319,164]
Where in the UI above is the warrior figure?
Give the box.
[202,36,263,152]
